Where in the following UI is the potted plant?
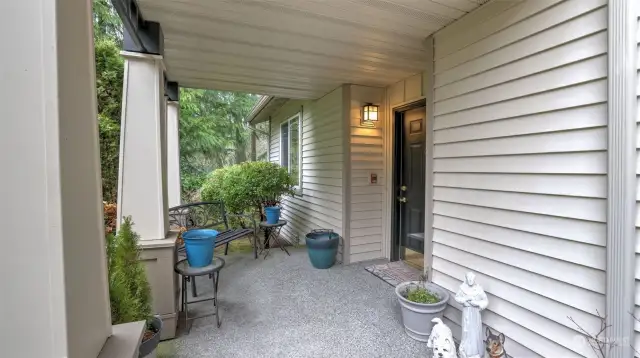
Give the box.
[201,162,294,219]
[395,274,449,342]
[107,216,163,357]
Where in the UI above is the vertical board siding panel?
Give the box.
[349,85,385,262]
[404,73,423,101]
[432,2,608,356]
[267,88,344,246]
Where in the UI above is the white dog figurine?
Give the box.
[427,318,457,358]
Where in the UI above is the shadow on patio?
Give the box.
[158,248,426,357]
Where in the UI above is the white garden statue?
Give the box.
[455,272,489,358]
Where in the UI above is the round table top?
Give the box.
[174,257,225,276]
[259,219,287,228]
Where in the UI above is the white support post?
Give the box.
[167,101,182,208]
[1,0,112,357]
[117,52,169,240]
[117,52,179,340]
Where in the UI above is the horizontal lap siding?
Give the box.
[432,0,607,357]
[635,6,640,355]
[269,88,344,247]
[349,85,385,263]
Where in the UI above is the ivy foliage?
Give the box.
[200,162,295,215]
[107,217,153,325]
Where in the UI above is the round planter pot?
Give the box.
[395,281,449,342]
[305,230,340,269]
[264,206,281,224]
[182,229,218,268]
[139,316,163,358]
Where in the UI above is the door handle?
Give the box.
[397,196,407,203]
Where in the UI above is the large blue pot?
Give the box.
[182,229,218,267]
[305,230,340,269]
[264,206,281,224]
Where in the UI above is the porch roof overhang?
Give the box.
[134,0,487,100]
[247,96,289,125]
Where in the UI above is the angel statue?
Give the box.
[455,272,489,358]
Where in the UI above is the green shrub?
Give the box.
[108,217,153,325]
[201,161,294,215]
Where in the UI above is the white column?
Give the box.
[167,101,182,207]
[116,52,179,340]
[117,52,169,240]
[1,0,111,357]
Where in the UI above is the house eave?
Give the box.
[248,96,288,125]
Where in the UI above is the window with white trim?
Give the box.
[280,113,302,191]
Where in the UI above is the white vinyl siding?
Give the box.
[269,87,344,248]
[634,4,640,354]
[349,85,385,262]
[432,1,607,357]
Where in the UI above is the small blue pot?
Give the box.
[264,206,281,224]
[182,229,218,267]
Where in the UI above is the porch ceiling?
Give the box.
[137,0,486,99]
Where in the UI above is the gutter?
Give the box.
[247,95,274,124]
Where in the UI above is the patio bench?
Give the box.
[168,201,258,260]
[169,201,259,297]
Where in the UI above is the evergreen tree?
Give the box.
[108,217,153,324]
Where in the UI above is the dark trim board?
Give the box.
[111,0,164,55]
[166,81,179,102]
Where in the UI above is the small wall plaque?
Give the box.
[370,173,378,184]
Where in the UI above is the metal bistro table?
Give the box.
[259,220,290,259]
[174,257,225,332]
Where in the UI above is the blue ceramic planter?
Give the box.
[305,230,340,269]
[182,229,218,267]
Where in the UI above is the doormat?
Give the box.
[364,261,422,287]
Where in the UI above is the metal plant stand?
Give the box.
[174,257,225,332]
[258,220,289,259]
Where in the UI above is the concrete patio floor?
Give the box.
[158,248,428,357]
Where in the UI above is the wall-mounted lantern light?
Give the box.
[361,104,379,127]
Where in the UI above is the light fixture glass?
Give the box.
[362,104,379,126]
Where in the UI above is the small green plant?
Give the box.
[405,273,440,304]
[406,287,440,304]
[200,161,295,216]
[107,216,153,325]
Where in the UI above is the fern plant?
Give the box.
[107,216,153,325]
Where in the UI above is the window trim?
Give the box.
[280,112,302,194]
